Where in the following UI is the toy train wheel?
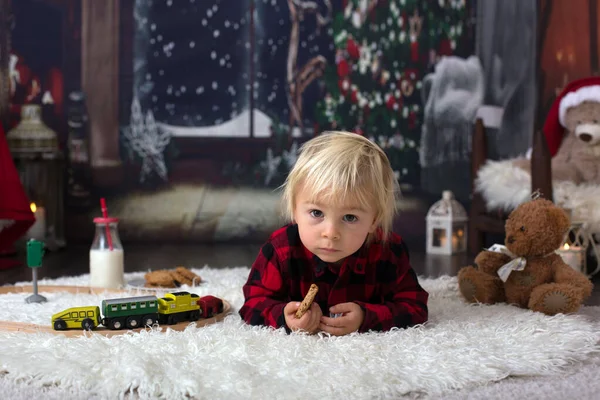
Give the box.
[110,319,123,330]
[142,315,155,326]
[126,316,140,329]
[167,315,176,325]
[53,319,66,330]
[81,318,95,331]
[189,310,200,321]
[218,304,224,313]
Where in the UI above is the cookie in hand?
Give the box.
[295,284,319,318]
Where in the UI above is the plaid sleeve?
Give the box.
[355,241,429,332]
[238,241,289,330]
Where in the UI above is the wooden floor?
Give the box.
[3,241,600,305]
[2,189,600,306]
[0,241,473,282]
[1,190,470,284]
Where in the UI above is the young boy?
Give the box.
[239,131,428,335]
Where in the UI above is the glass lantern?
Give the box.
[7,104,65,250]
[426,190,468,255]
[556,220,589,274]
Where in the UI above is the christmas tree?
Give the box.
[315,0,469,185]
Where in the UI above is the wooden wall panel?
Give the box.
[81,0,122,186]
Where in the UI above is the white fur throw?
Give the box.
[476,159,600,234]
[1,267,599,400]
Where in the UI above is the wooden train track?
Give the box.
[0,285,231,338]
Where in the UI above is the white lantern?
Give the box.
[426,190,468,255]
[555,220,589,274]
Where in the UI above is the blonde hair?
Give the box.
[281,131,399,238]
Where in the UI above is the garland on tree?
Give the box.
[314,0,468,184]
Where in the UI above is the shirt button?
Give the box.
[356,264,363,272]
[316,265,324,273]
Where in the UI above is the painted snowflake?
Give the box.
[122,97,172,183]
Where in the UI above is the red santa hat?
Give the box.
[543,76,600,156]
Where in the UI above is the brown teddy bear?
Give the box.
[514,77,600,184]
[458,198,593,315]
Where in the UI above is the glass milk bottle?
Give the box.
[89,217,125,288]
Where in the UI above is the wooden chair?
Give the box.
[467,0,559,254]
[467,107,552,254]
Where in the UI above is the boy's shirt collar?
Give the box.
[301,240,367,276]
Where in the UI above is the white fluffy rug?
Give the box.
[1,267,600,400]
[476,159,600,234]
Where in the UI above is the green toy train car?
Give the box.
[101,295,159,330]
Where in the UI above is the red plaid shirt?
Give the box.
[239,224,428,333]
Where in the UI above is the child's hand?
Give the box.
[284,301,322,334]
[319,302,364,336]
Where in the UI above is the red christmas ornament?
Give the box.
[410,41,420,62]
[346,38,360,59]
[350,89,359,103]
[386,94,396,110]
[337,59,350,78]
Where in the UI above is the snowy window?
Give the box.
[133,0,254,137]
[131,0,333,139]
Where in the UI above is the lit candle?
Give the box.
[27,202,46,241]
[558,243,583,272]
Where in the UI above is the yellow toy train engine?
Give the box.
[157,291,201,325]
